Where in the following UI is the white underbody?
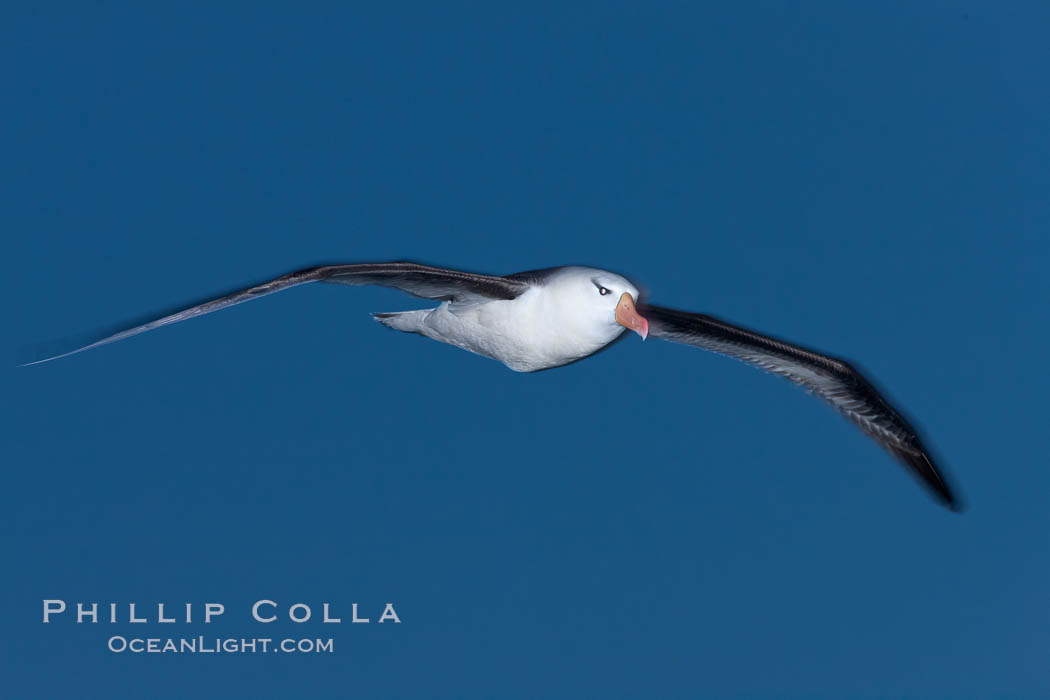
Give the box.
[375,284,627,372]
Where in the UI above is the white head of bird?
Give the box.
[528,266,649,349]
[557,267,647,338]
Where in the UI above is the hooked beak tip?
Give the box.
[615,292,649,341]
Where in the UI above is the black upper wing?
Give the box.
[318,262,528,302]
[23,262,529,365]
[638,303,959,510]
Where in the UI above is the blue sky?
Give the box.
[3,2,1049,697]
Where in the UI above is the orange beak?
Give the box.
[615,293,649,340]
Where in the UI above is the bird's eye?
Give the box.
[598,286,610,296]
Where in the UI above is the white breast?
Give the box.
[416,286,624,372]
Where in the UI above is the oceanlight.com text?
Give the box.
[107,636,334,654]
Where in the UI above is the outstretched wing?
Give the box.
[638,302,959,510]
[23,262,529,365]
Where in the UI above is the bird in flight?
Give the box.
[24,261,960,510]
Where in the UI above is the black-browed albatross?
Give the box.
[24,262,960,510]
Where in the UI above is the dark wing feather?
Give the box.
[638,303,960,510]
[318,262,527,302]
[23,262,528,365]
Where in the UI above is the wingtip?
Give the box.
[16,350,78,367]
[17,356,50,368]
[907,450,964,514]
[939,489,966,514]
[925,487,963,513]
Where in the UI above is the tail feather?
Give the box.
[372,310,428,334]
